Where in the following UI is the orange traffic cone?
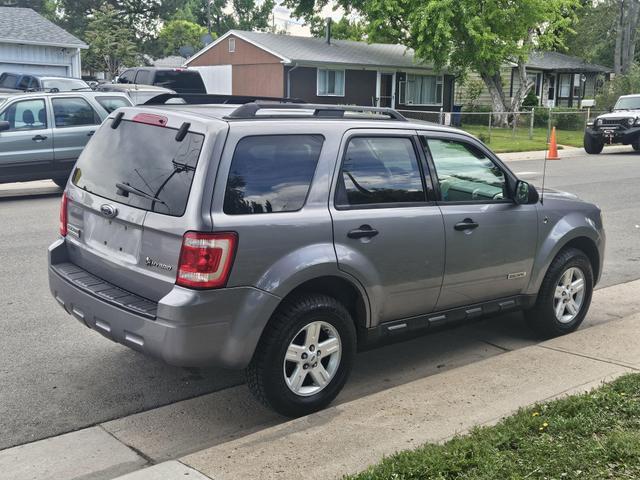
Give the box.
[547,126,560,160]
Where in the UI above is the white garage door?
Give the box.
[0,63,70,76]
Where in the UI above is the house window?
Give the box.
[317,68,345,96]
[402,74,443,105]
[559,74,572,98]
[526,72,541,96]
[229,38,235,53]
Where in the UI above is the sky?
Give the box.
[271,1,345,36]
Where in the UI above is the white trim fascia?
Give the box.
[0,38,87,49]
[185,30,291,66]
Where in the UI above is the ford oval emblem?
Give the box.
[100,204,118,218]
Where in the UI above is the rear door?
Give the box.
[0,97,53,180]
[330,129,445,325]
[66,111,215,301]
[50,96,103,170]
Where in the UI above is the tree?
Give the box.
[563,0,618,68]
[286,0,578,120]
[613,0,640,74]
[157,20,208,56]
[0,0,57,20]
[83,5,138,78]
[309,17,366,41]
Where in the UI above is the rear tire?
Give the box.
[52,177,67,188]
[525,248,593,338]
[246,294,356,417]
[632,141,640,151]
[583,134,604,154]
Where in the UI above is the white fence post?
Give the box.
[529,108,535,140]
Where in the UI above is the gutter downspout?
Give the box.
[287,63,299,99]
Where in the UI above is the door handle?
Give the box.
[454,218,479,231]
[32,135,47,142]
[347,225,379,239]
[87,131,95,137]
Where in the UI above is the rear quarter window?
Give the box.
[224,135,323,215]
[153,70,206,93]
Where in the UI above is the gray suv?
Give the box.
[0,91,132,186]
[48,101,605,417]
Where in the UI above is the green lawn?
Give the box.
[460,125,585,153]
[346,374,640,480]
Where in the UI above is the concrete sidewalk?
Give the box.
[0,179,61,198]
[499,144,630,162]
[2,280,639,480]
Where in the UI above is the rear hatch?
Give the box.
[64,108,224,302]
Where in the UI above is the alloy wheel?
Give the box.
[283,321,342,397]
[554,266,586,324]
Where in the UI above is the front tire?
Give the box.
[246,294,356,417]
[525,248,594,338]
[583,134,604,154]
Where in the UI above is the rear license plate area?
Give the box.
[83,213,142,263]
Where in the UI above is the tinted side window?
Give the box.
[0,99,47,130]
[95,96,132,113]
[224,135,323,215]
[17,76,33,90]
[118,70,135,84]
[336,137,426,207]
[0,74,18,88]
[425,138,507,202]
[135,70,152,85]
[51,97,101,127]
[153,70,206,93]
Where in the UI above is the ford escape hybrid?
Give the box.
[48,99,605,417]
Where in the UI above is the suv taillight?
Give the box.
[176,232,237,289]
[59,192,68,236]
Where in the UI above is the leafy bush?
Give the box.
[522,90,539,108]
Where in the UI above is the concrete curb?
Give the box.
[0,180,61,198]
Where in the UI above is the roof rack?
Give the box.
[143,93,305,106]
[225,102,408,121]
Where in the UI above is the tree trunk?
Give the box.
[623,0,640,74]
[479,71,509,126]
[510,60,534,114]
[614,0,624,74]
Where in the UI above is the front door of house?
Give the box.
[547,74,556,107]
[378,73,394,107]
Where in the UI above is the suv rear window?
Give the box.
[224,135,323,215]
[71,120,204,216]
[153,70,206,93]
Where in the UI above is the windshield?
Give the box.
[71,119,204,216]
[614,97,640,110]
[41,78,90,91]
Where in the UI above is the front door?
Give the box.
[331,130,445,325]
[0,97,54,182]
[419,133,538,309]
[378,73,394,108]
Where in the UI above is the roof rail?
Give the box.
[143,93,305,105]
[224,102,408,121]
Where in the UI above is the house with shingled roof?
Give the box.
[0,7,87,78]
[185,29,456,113]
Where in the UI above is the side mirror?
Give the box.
[514,180,539,205]
[0,120,10,132]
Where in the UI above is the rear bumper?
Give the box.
[48,238,281,369]
[585,126,640,144]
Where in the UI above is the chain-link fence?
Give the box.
[398,108,607,152]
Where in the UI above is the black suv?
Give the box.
[116,68,206,94]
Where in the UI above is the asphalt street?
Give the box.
[0,149,638,451]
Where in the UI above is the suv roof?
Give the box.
[135,99,462,136]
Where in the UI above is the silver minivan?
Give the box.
[0,91,132,186]
[49,100,605,417]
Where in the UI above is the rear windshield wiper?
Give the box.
[115,182,170,211]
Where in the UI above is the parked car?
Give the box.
[95,83,176,105]
[584,94,640,153]
[0,91,133,186]
[0,73,91,93]
[115,67,206,94]
[49,100,605,417]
